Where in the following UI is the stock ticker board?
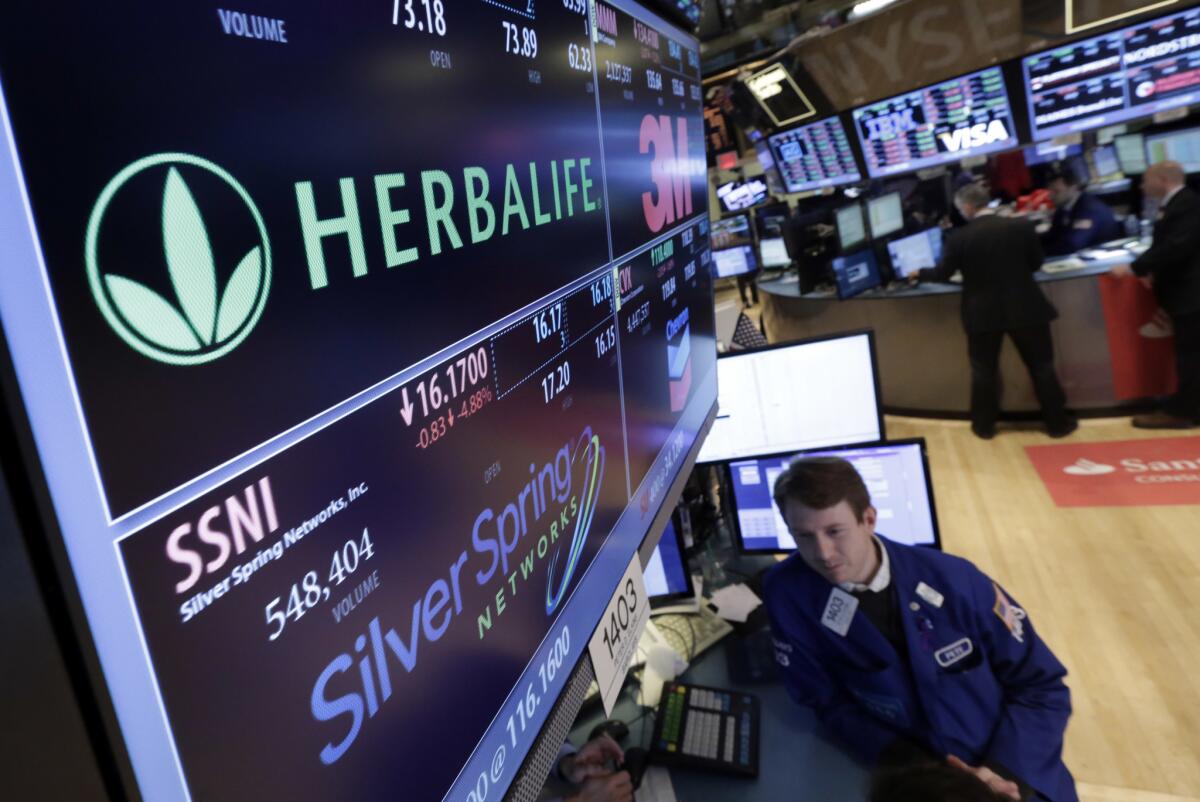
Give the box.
[0,1,712,801]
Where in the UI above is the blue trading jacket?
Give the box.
[764,537,1077,802]
[1044,192,1120,256]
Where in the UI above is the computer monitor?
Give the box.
[696,331,884,463]
[711,213,754,250]
[867,193,904,239]
[1022,5,1200,141]
[832,249,883,299]
[644,516,695,607]
[1024,141,1083,167]
[836,203,867,250]
[759,237,790,268]
[1114,133,1148,175]
[1092,145,1122,181]
[767,115,863,194]
[887,227,944,278]
[727,439,941,554]
[852,66,1019,178]
[1146,127,1200,173]
[0,1,716,799]
[712,245,759,277]
[716,177,770,213]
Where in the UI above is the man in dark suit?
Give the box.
[918,183,1075,439]
[1112,161,1200,428]
[1041,168,1120,257]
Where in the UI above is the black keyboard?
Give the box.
[649,681,760,777]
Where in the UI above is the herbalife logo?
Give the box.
[85,153,271,365]
[1063,459,1116,476]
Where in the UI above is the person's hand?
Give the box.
[565,771,634,802]
[1110,263,1134,278]
[561,734,624,783]
[946,755,1020,801]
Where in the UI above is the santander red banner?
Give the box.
[1025,436,1200,507]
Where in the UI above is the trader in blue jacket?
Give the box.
[1042,168,1120,257]
[763,457,1076,802]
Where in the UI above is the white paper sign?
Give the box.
[589,554,651,716]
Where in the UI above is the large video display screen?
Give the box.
[0,2,713,801]
[767,116,862,193]
[1023,6,1200,141]
[852,66,1019,178]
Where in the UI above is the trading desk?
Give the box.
[758,246,1145,416]
[569,635,868,800]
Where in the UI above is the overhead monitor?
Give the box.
[887,227,944,278]
[712,246,759,277]
[836,203,867,250]
[867,192,904,239]
[716,177,770,212]
[716,149,740,171]
[0,1,717,800]
[767,116,863,194]
[743,62,817,128]
[832,249,883,299]
[644,515,695,606]
[1114,133,1148,174]
[711,213,753,249]
[852,66,1019,178]
[1022,6,1200,141]
[727,439,941,554]
[1024,141,1084,166]
[759,238,790,268]
[696,331,884,463]
[1146,127,1200,173]
[1091,144,1122,180]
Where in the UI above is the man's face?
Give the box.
[1048,179,1076,208]
[782,499,878,585]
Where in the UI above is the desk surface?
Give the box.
[758,244,1138,301]
[570,635,868,801]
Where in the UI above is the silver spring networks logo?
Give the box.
[85,153,271,365]
[545,427,605,614]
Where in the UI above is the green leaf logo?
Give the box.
[85,153,271,366]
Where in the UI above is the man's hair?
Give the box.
[772,457,871,521]
[954,182,991,212]
[1049,164,1084,187]
[1148,160,1186,185]
[869,764,1008,802]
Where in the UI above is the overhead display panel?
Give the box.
[0,2,714,802]
[593,0,707,259]
[743,62,818,128]
[852,66,1019,178]
[1023,5,1200,141]
[767,116,862,193]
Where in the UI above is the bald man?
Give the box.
[1113,161,1200,428]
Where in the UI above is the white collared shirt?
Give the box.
[839,537,890,593]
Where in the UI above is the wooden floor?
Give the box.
[885,415,1200,801]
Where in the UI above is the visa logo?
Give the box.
[938,120,1010,153]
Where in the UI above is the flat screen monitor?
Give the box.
[759,237,790,268]
[711,214,754,249]
[717,177,770,212]
[744,61,817,128]
[832,249,883,299]
[716,149,740,171]
[1115,133,1148,175]
[0,1,717,800]
[852,66,1019,178]
[713,245,758,277]
[1024,141,1083,166]
[696,331,884,463]
[644,516,694,606]
[728,439,941,554]
[836,203,867,250]
[867,192,904,238]
[1146,127,1200,173]
[767,116,863,193]
[1022,6,1200,141]
[887,227,944,278]
[1092,144,1122,180]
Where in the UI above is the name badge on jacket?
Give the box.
[822,588,858,637]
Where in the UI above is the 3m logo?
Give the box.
[1063,459,1116,476]
[640,115,693,234]
[85,153,271,365]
